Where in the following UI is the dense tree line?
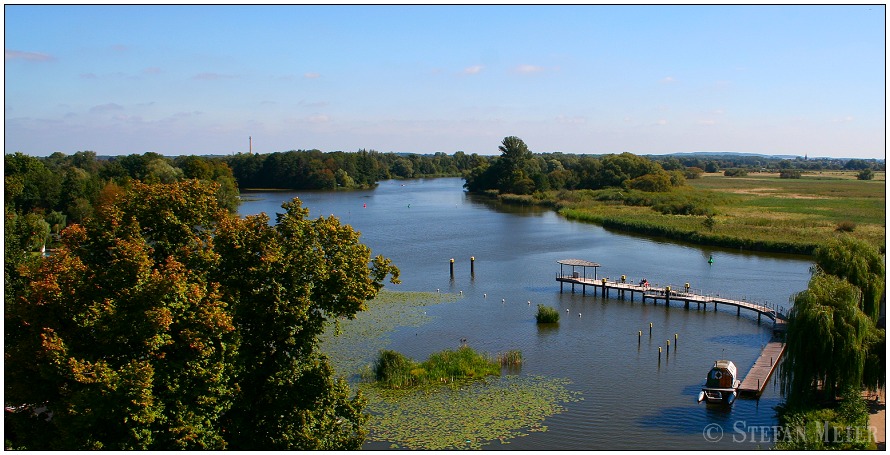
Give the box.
[5,179,399,449]
[648,154,885,174]
[5,151,239,233]
[463,136,686,195]
[225,149,487,190]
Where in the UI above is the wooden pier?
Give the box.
[738,340,786,396]
[556,272,787,327]
[555,259,789,400]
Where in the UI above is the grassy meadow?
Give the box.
[520,170,884,255]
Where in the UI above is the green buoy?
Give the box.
[708,255,713,265]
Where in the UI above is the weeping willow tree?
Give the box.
[814,236,884,322]
[781,274,878,408]
[782,235,886,410]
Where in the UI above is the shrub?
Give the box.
[835,221,856,232]
[535,304,560,323]
[684,167,704,179]
[780,169,802,179]
[626,172,672,192]
[857,168,875,180]
[723,168,748,177]
[374,349,416,388]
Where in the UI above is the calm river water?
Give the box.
[238,177,813,450]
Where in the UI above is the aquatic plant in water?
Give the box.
[535,304,560,323]
[362,375,583,450]
[319,290,584,449]
[373,345,503,389]
[319,290,459,379]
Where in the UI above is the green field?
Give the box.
[538,171,885,254]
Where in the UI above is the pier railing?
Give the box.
[556,274,788,323]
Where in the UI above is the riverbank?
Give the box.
[491,171,885,255]
[869,389,886,450]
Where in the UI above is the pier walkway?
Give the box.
[555,259,789,400]
[556,273,788,328]
[738,340,786,396]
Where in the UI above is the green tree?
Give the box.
[814,236,884,322]
[781,273,877,408]
[857,168,874,180]
[498,136,532,172]
[5,180,399,450]
[212,197,399,449]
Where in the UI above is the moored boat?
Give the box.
[697,360,740,405]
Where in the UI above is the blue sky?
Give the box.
[4,4,885,158]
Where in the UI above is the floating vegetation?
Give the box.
[535,304,561,323]
[319,290,459,379]
[362,375,583,450]
[373,346,503,389]
[319,290,583,449]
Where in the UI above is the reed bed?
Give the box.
[500,172,885,254]
[373,345,506,389]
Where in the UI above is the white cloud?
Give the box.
[515,64,544,74]
[463,65,484,75]
[304,72,321,79]
[5,49,54,61]
[661,76,676,83]
[698,119,718,125]
[654,119,668,126]
[308,114,330,123]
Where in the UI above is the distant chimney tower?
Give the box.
[249,136,252,154]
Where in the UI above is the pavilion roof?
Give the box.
[556,259,601,267]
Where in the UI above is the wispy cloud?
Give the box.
[463,65,484,75]
[515,64,544,74]
[308,114,330,123]
[832,115,855,123]
[698,119,718,125]
[304,72,321,79]
[89,103,125,114]
[661,76,676,83]
[193,72,237,81]
[143,67,162,74]
[5,49,55,62]
[79,73,99,79]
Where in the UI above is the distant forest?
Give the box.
[5,147,884,238]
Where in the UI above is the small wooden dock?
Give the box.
[738,340,786,396]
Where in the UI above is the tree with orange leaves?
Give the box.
[5,179,399,450]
